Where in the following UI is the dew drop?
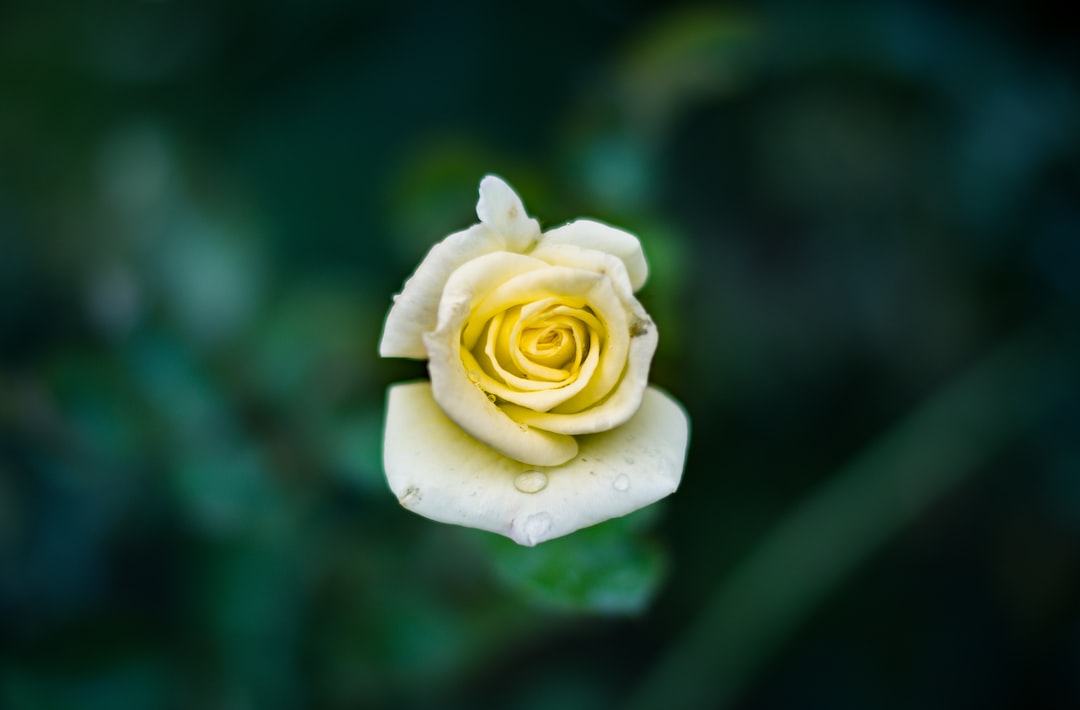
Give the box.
[466,370,480,384]
[518,424,529,432]
[487,393,497,403]
[514,470,548,494]
[523,512,553,545]
[613,474,630,492]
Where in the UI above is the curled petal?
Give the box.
[379,224,504,359]
[492,244,659,433]
[499,310,656,435]
[458,263,631,414]
[384,382,689,546]
[536,219,649,291]
[477,175,541,252]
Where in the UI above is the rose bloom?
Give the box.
[380,176,688,545]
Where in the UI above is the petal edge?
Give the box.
[476,175,541,252]
[379,224,504,359]
[383,382,689,546]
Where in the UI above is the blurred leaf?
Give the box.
[124,332,234,444]
[190,537,306,710]
[630,218,692,362]
[250,282,377,409]
[575,131,654,214]
[152,204,266,348]
[618,7,761,135]
[482,506,668,614]
[170,445,284,536]
[386,138,540,265]
[1,659,172,710]
[628,324,1077,709]
[49,354,146,463]
[320,409,384,495]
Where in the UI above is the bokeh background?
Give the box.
[2,1,1079,708]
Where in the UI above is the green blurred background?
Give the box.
[2,1,1079,708]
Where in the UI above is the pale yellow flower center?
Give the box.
[450,262,632,419]
[469,299,602,397]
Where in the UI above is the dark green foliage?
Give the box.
[1,2,1078,708]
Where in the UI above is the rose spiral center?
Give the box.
[465,297,602,398]
[521,326,574,369]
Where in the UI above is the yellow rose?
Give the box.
[380,176,688,545]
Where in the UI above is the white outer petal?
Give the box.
[536,219,649,291]
[379,224,504,359]
[476,175,541,252]
[384,382,689,546]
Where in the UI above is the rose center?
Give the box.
[466,299,602,392]
[520,326,575,369]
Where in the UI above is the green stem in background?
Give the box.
[628,323,1075,709]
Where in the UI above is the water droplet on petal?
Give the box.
[514,470,548,494]
[518,424,529,432]
[613,474,630,492]
[523,512,553,545]
[466,371,480,384]
[487,393,497,403]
